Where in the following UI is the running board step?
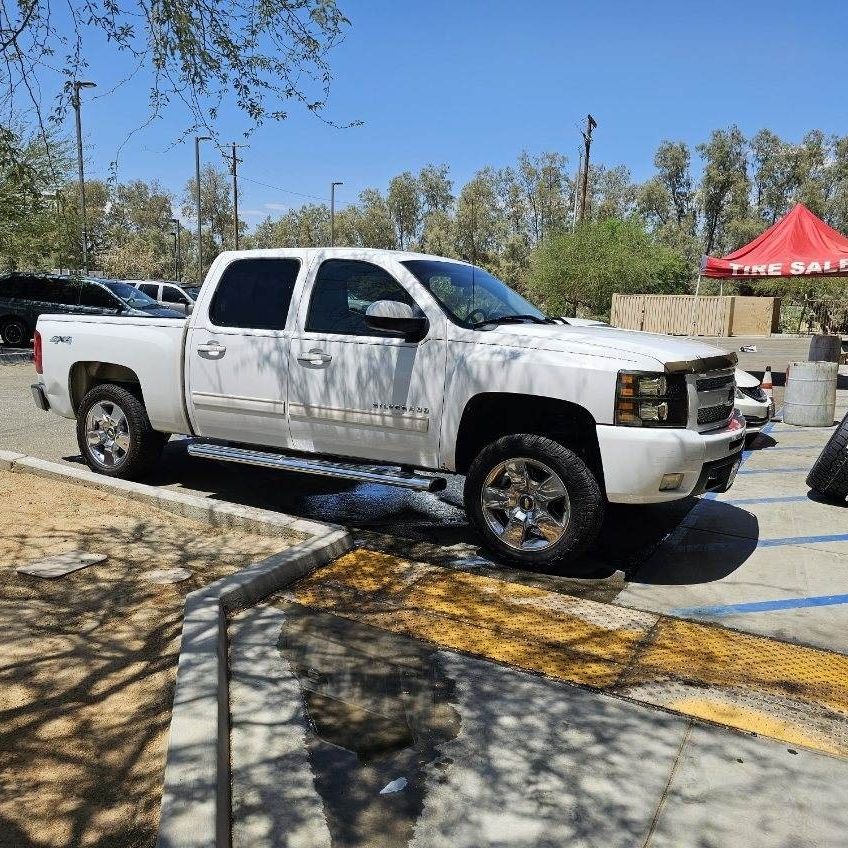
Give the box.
[186,442,447,493]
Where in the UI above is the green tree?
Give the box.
[526,217,690,318]
[455,170,504,268]
[697,125,751,255]
[386,172,422,249]
[2,0,351,143]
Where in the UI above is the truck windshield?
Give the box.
[401,259,548,328]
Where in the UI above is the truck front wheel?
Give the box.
[76,384,166,480]
[464,434,604,567]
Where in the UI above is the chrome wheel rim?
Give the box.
[3,323,24,345]
[85,401,131,467]
[481,457,570,551]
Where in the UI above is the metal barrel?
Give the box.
[809,334,843,363]
[783,360,839,427]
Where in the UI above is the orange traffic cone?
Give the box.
[762,365,774,401]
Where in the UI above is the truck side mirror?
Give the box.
[365,300,428,342]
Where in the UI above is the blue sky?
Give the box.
[61,0,847,225]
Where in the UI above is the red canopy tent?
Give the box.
[702,203,848,279]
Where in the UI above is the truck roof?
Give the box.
[213,247,473,265]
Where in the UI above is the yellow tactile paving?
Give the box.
[292,550,848,757]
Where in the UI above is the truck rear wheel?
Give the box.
[76,384,166,480]
[464,434,604,568]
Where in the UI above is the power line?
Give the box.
[238,175,328,203]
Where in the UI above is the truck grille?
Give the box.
[698,401,735,426]
[696,373,734,393]
[693,368,735,431]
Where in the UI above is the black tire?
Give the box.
[464,434,605,568]
[806,412,848,501]
[76,384,166,480]
[0,318,29,347]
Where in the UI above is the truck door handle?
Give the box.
[197,340,227,358]
[297,348,332,366]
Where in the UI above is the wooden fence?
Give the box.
[610,294,779,336]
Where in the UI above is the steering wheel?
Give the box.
[466,308,488,325]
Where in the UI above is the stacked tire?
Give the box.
[806,412,848,502]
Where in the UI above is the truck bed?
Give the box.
[36,313,191,435]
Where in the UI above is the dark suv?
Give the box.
[0,273,183,346]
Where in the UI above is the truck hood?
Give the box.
[475,322,735,371]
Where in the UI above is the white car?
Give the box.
[129,280,201,314]
[32,248,746,567]
[734,369,773,435]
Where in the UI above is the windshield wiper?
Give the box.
[471,314,553,328]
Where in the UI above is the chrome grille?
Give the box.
[693,367,735,431]
[698,402,735,426]
[697,374,734,393]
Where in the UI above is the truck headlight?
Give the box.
[615,371,688,427]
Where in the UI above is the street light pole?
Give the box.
[330,181,343,246]
[170,218,182,281]
[195,135,212,286]
[72,80,96,274]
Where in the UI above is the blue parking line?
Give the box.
[737,466,809,475]
[746,444,824,452]
[758,533,848,548]
[674,593,848,617]
[723,495,811,505]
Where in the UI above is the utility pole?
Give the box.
[579,113,597,224]
[194,135,211,286]
[170,218,182,281]
[330,181,343,246]
[572,148,583,232]
[72,80,97,274]
[229,143,247,250]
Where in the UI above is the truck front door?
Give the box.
[186,257,300,447]
[288,257,446,468]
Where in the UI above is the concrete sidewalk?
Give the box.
[230,605,848,848]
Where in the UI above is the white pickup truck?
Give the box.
[32,248,745,567]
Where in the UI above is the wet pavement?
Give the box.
[230,600,848,848]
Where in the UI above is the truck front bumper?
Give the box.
[597,412,746,504]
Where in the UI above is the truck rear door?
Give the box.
[185,257,300,447]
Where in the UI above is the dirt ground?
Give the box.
[0,469,299,848]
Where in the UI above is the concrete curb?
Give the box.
[156,528,352,848]
[0,350,33,364]
[0,451,334,539]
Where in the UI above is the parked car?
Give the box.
[0,273,183,345]
[128,280,200,314]
[33,248,745,567]
[734,368,773,435]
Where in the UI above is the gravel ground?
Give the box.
[0,468,298,848]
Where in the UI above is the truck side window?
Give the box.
[306,259,415,336]
[209,258,300,330]
[138,283,159,299]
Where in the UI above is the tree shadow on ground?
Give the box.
[0,484,290,848]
